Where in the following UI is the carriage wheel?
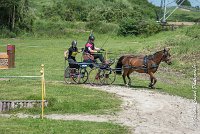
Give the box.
[72,68,88,84]
[64,66,75,84]
[100,69,116,85]
[88,68,102,85]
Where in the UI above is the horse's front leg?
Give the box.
[148,72,157,89]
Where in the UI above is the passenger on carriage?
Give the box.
[64,40,83,69]
[83,34,105,64]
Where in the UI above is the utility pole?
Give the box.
[163,0,167,23]
[160,0,167,23]
[160,0,186,23]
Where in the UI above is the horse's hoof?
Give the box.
[125,84,129,87]
[149,83,153,87]
[148,84,155,89]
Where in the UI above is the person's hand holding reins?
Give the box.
[97,50,101,53]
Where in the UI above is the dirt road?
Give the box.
[91,85,200,134]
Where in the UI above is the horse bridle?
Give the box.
[162,50,170,63]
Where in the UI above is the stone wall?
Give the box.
[0,100,48,112]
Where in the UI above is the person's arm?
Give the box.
[88,47,98,53]
[64,50,68,59]
[77,48,84,53]
[94,47,100,51]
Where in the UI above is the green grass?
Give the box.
[0,22,199,134]
[0,26,199,110]
[0,80,121,114]
[0,117,129,134]
[167,8,200,22]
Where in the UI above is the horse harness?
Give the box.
[143,55,159,73]
[123,55,159,73]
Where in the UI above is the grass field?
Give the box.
[167,8,200,22]
[0,27,199,101]
[0,117,128,134]
[0,26,199,133]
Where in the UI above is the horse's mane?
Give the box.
[147,50,163,59]
[121,50,164,61]
[123,54,144,58]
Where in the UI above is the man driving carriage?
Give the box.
[83,34,105,64]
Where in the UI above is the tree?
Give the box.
[176,0,191,7]
[0,0,33,31]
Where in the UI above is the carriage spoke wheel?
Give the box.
[100,69,116,85]
[64,66,75,84]
[72,68,88,84]
[88,68,102,85]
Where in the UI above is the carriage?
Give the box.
[64,50,117,85]
[64,62,91,84]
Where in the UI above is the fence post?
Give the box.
[40,64,45,119]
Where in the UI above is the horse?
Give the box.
[115,48,172,88]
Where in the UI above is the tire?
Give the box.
[99,68,116,85]
[64,66,73,84]
[72,68,88,84]
[88,68,102,85]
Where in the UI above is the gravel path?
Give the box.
[89,85,200,134]
[1,85,199,134]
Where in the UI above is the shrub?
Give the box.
[185,25,200,39]
[86,21,119,34]
[118,18,162,36]
[0,27,16,38]
[32,20,76,37]
[118,18,139,36]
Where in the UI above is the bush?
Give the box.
[118,18,162,36]
[118,18,139,36]
[0,27,17,38]
[185,25,200,39]
[32,20,76,37]
[86,21,119,34]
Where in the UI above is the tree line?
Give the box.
[0,0,165,36]
[0,0,34,32]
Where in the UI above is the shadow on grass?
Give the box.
[113,83,163,90]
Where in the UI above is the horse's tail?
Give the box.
[115,56,125,75]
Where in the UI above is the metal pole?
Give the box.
[163,0,167,23]
[165,0,186,20]
[160,0,186,22]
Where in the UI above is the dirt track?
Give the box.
[1,85,200,134]
[90,85,200,134]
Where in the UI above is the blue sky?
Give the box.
[148,0,200,7]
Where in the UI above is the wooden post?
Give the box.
[40,64,45,119]
[7,44,15,68]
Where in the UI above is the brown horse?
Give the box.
[115,48,172,88]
